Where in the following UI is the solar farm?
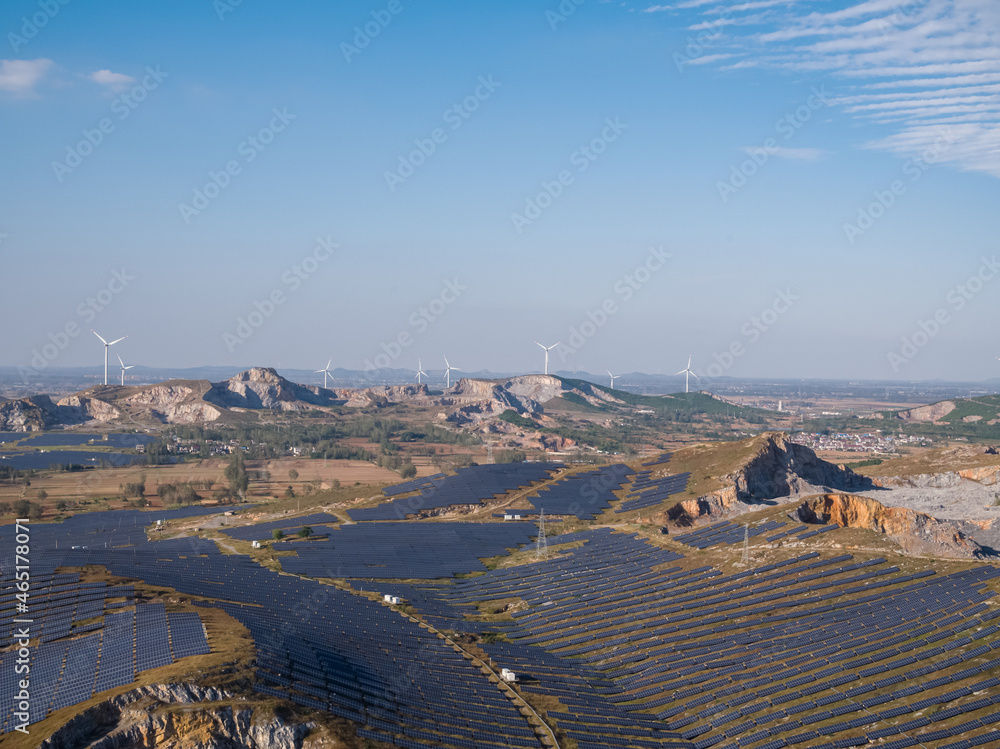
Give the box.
[2,458,1000,749]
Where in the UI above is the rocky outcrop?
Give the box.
[795,493,985,559]
[0,395,85,431]
[733,432,872,501]
[894,400,957,423]
[205,368,340,411]
[661,433,874,527]
[666,486,740,526]
[335,384,429,408]
[40,683,316,749]
[446,378,543,424]
[56,394,122,423]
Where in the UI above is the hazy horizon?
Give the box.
[2,0,997,382]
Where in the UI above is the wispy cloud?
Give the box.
[0,58,54,96]
[763,145,829,160]
[671,0,1000,178]
[90,69,135,91]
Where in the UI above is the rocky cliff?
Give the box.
[40,683,326,749]
[795,493,985,559]
[0,395,88,431]
[664,433,873,526]
[205,368,341,411]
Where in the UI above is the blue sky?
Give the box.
[1,0,997,382]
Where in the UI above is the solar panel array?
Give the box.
[616,471,692,514]
[348,463,560,521]
[524,464,634,519]
[4,457,1000,749]
[397,527,1000,749]
[383,472,447,496]
[641,453,673,467]
[674,521,839,549]
[278,522,538,579]
[0,589,210,734]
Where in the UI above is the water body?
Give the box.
[0,450,151,470]
[19,433,156,448]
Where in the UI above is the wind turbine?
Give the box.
[116,354,135,386]
[676,355,699,394]
[608,371,619,389]
[416,358,428,384]
[91,330,127,386]
[443,356,461,388]
[535,341,560,376]
[314,357,333,388]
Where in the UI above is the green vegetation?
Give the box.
[499,410,537,428]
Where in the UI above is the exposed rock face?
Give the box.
[666,486,740,526]
[733,433,872,501]
[0,395,84,430]
[895,400,957,422]
[40,683,317,749]
[446,378,542,424]
[795,493,985,559]
[334,384,429,408]
[56,394,122,423]
[205,367,340,411]
[662,433,873,527]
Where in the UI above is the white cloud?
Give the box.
[675,0,1000,177]
[768,146,829,160]
[0,58,54,95]
[90,69,135,91]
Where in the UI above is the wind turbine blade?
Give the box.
[675,369,687,376]
[443,356,450,368]
[691,372,701,380]
[535,341,545,350]
[125,365,135,370]
[326,357,332,370]
[117,355,125,367]
[108,336,127,346]
[91,329,108,345]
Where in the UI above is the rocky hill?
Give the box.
[663,432,873,525]
[39,683,332,749]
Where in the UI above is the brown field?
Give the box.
[0,458,418,523]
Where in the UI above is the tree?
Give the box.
[297,526,312,538]
[37,489,48,502]
[0,502,12,515]
[399,463,417,479]
[284,485,296,499]
[225,453,249,498]
[55,500,67,512]
[288,468,299,481]
[272,529,284,540]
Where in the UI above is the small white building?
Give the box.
[383,595,401,605]
[500,668,516,683]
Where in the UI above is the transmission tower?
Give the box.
[741,523,751,566]
[536,509,547,560]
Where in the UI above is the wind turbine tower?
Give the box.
[91,330,127,386]
[314,357,333,388]
[608,371,619,390]
[535,342,560,376]
[117,355,135,386]
[676,355,699,394]
[416,358,428,385]
[443,356,461,388]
